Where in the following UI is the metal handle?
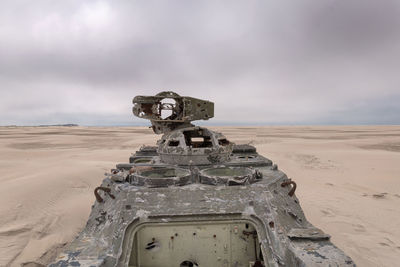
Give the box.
[94,187,115,203]
[281,180,297,197]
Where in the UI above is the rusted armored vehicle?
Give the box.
[51,91,355,267]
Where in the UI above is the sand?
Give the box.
[0,126,399,266]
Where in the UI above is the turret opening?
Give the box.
[160,98,176,120]
[218,138,230,146]
[183,130,213,148]
[168,140,180,147]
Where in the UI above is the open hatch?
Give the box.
[124,220,265,267]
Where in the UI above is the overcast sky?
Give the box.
[0,0,399,126]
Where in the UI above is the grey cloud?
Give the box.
[0,0,399,125]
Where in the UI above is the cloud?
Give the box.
[0,0,399,125]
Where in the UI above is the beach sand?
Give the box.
[0,126,399,266]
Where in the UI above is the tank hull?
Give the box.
[50,145,355,267]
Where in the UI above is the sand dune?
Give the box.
[0,126,399,266]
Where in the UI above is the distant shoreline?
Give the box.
[1,124,79,127]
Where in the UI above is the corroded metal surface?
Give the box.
[157,126,233,165]
[132,91,214,134]
[50,92,355,267]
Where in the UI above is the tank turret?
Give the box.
[134,92,232,165]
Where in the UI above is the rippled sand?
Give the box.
[1,126,399,266]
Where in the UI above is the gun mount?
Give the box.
[132,91,214,134]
